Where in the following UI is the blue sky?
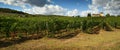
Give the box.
[0,0,92,16]
[0,0,119,16]
[0,0,91,11]
[52,0,91,10]
[0,2,22,11]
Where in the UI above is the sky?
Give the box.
[0,0,119,16]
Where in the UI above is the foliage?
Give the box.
[106,13,111,17]
[0,8,27,14]
[0,13,120,39]
[87,13,91,17]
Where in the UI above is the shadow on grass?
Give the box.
[0,37,43,48]
[0,37,28,48]
[0,33,79,48]
[56,32,79,39]
[0,29,81,48]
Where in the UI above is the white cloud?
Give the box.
[80,10,99,17]
[23,5,67,15]
[0,0,69,16]
[92,0,109,7]
[0,0,27,8]
[90,0,120,15]
[0,0,51,8]
[66,9,80,16]
[1,0,119,16]
[24,5,80,16]
[47,0,52,2]
[0,0,81,16]
[80,5,99,17]
[81,0,120,16]
[88,5,98,11]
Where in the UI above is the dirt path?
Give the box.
[1,29,120,50]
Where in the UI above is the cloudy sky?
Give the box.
[0,0,119,16]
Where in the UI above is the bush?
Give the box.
[103,22,113,31]
[86,25,101,34]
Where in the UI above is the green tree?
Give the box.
[106,13,110,17]
[117,15,120,17]
[87,13,91,17]
[76,15,81,18]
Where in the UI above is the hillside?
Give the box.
[0,8,71,17]
[0,8,27,14]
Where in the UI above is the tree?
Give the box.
[87,13,91,17]
[72,16,75,17]
[110,15,116,17]
[76,15,81,18]
[106,13,110,17]
[117,15,120,17]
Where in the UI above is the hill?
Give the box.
[0,8,70,17]
[0,8,27,14]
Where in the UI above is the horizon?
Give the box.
[0,0,119,16]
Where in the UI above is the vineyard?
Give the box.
[0,14,120,40]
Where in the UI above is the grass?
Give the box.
[0,29,120,50]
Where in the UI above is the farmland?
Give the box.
[0,14,120,38]
[0,12,120,50]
